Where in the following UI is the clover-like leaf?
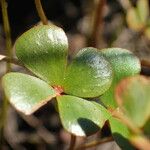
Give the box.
[2,73,56,115]
[100,48,141,108]
[57,95,111,136]
[109,117,134,150]
[15,25,68,86]
[115,75,150,127]
[137,0,149,24]
[63,47,113,98]
[126,7,144,32]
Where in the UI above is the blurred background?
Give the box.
[0,0,150,149]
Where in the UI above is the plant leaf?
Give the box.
[143,119,150,138]
[57,95,111,136]
[100,48,141,109]
[109,117,134,150]
[115,75,150,127]
[137,0,149,24]
[63,47,113,98]
[15,25,68,86]
[126,7,144,32]
[144,27,150,39]
[2,73,56,115]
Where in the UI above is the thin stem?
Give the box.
[141,59,150,68]
[0,0,12,144]
[0,55,24,67]
[35,0,48,25]
[76,136,113,150]
[68,134,76,150]
[1,0,12,71]
[88,0,106,48]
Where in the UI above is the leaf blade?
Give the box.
[100,48,141,109]
[63,47,113,98]
[57,95,111,136]
[15,25,68,86]
[115,75,150,127]
[2,73,56,115]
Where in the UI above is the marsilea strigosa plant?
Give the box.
[2,24,148,150]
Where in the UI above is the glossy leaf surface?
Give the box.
[109,117,134,150]
[57,95,110,136]
[100,48,141,108]
[15,25,68,86]
[63,47,113,98]
[115,76,150,127]
[2,73,56,115]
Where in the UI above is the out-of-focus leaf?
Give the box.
[2,73,56,115]
[57,95,110,136]
[126,7,144,32]
[144,27,150,39]
[109,117,134,150]
[100,48,141,109]
[115,75,150,127]
[15,25,68,86]
[63,47,113,98]
[143,119,150,138]
[137,0,149,24]
[130,135,150,150]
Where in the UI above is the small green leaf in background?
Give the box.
[137,0,149,24]
[143,119,150,138]
[126,7,144,32]
[144,27,150,39]
[57,95,110,136]
[2,73,56,115]
[63,47,113,98]
[109,117,134,150]
[15,25,68,86]
[100,48,141,109]
[115,75,150,128]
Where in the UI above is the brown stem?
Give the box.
[68,134,76,150]
[76,136,113,150]
[1,0,12,72]
[34,0,48,25]
[0,0,12,144]
[0,55,24,67]
[88,0,106,48]
[130,135,150,150]
[141,59,150,68]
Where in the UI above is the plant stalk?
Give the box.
[0,0,12,144]
[68,134,76,150]
[76,136,113,150]
[35,0,48,25]
[88,0,106,48]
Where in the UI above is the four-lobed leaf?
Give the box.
[1,24,146,139]
[115,75,150,128]
[63,47,113,98]
[57,95,111,136]
[15,25,68,86]
[2,73,56,115]
[100,48,141,108]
